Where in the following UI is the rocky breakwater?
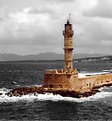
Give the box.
[6,85,100,98]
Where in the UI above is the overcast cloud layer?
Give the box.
[0,0,112,55]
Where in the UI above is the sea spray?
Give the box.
[0,87,112,103]
[78,72,109,78]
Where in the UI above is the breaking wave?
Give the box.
[0,71,112,103]
[78,71,110,78]
[0,86,112,103]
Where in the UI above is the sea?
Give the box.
[0,59,112,121]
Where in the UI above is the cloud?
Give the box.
[0,17,4,22]
[9,7,49,24]
[46,0,76,3]
[0,7,61,47]
[73,13,112,54]
[84,21,112,41]
[83,0,112,18]
[0,0,111,55]
[28,7,55,15]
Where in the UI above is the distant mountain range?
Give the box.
[0,52,110,61]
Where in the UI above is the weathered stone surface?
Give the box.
[6,85,99,98]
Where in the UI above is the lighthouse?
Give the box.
[43,16,78,89]
[63,19,74,71]
[8,16,112,97]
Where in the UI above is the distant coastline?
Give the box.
[0,52,110,61]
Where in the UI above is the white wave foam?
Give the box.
[78,73,87,78]
[78,71,110,78]
[0,88,11,94]
[0,87,112,103]
[12,81,17,84]
[103,69,112,72]
[98,87,104,91]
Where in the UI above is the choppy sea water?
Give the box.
[0,60,112,120]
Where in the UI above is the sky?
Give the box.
[0,0,112,55]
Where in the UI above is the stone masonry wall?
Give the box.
[43,73,72,89]
[76,73,112,92]
[43,72,112,92]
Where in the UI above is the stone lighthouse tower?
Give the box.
[63,19,74,71]
[43,17,78,89]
